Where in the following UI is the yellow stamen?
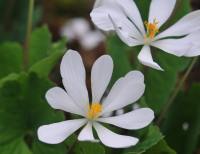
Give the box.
[144,19,159,39]
[87,103,102,120]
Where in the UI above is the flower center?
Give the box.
[87,103,102,120]
[144,19,159,40]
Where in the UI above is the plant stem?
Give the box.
[23,0,34,70]
[156,57,198,125]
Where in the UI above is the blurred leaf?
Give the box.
[74,142,105,154]
[0,0,28,42]
[145,50,190,113]
[32,140,66,154]
[0,42,23,79]
[124,126,164,154]
[107,36,131,84]
[0,0,42,43]
[162,84,200,154]
[29,38,66,77]
[0,72,65,152]
[0,73,20,87]
[144,140,176,154]
[29,26,52,66]
[0,138,32,154]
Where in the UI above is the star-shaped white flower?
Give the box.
[91,0,200,70]
[37,50,154,148]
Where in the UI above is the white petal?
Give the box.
[156,10,200,39]
[185,46,200,57]
[98,108,154,130]
[60,50,89,113]
[183,31,200,57]
[102,74,145,114]
[116,0,145,34]
[102,71,144,113]
[153,31,200,57]
[91,3,143,43]
[132,103,140,110]
[90,4,125,31]
[93,0,102,8]
[38,119,86,144]
[102,77,124,108]
[93,0,114,8]
[108,15,143,46]
[115,109,124,116]
[138,45,163,71]
[78,122,98,142]
[46,87,85,116]
[149,0,176,28]
[91,55,113,103]
[151,38,189,57]
[101,112,113,118]
[125,71,144,83]
[93,122,139,148]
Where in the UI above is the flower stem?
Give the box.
[156,57,198,125]
[23,0,34,70]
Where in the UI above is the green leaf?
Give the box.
[0,73,20,87]
[144,140,176,154]
[145,50,190,113]
[124,126,164,154]
[0,42,23,79]
[74,142,105,154]
[29,38,66,78]
[162,84,200,154]
[0,72,64,152]
[107,36,132,84]
[0,138,32,154]
[32,140,66,154]
[29,26,52,66]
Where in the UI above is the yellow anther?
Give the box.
[144,19,159,39]
[87,103,102,120]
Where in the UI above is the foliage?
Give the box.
[0,0,199,153]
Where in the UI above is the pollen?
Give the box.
[87,103,102,120]
[144,19,159,39]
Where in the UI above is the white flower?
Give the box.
[37,50,154,148]
[80,30,105,50]
[91,0,200,70]
[60,18,90,41]
[60,18,105,50]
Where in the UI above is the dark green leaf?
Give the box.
[32,140,66,154]
[162,84,200,154]
[107,36,132,84]
[124,126,164,154]
[0,72,64,152]
[145,50,190,113]
[74,142,105,154]
[0,42,23,79]
[0,138,32,154]
[144,140,176,154]
[29,38,66,78]
[29,26,52,66]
